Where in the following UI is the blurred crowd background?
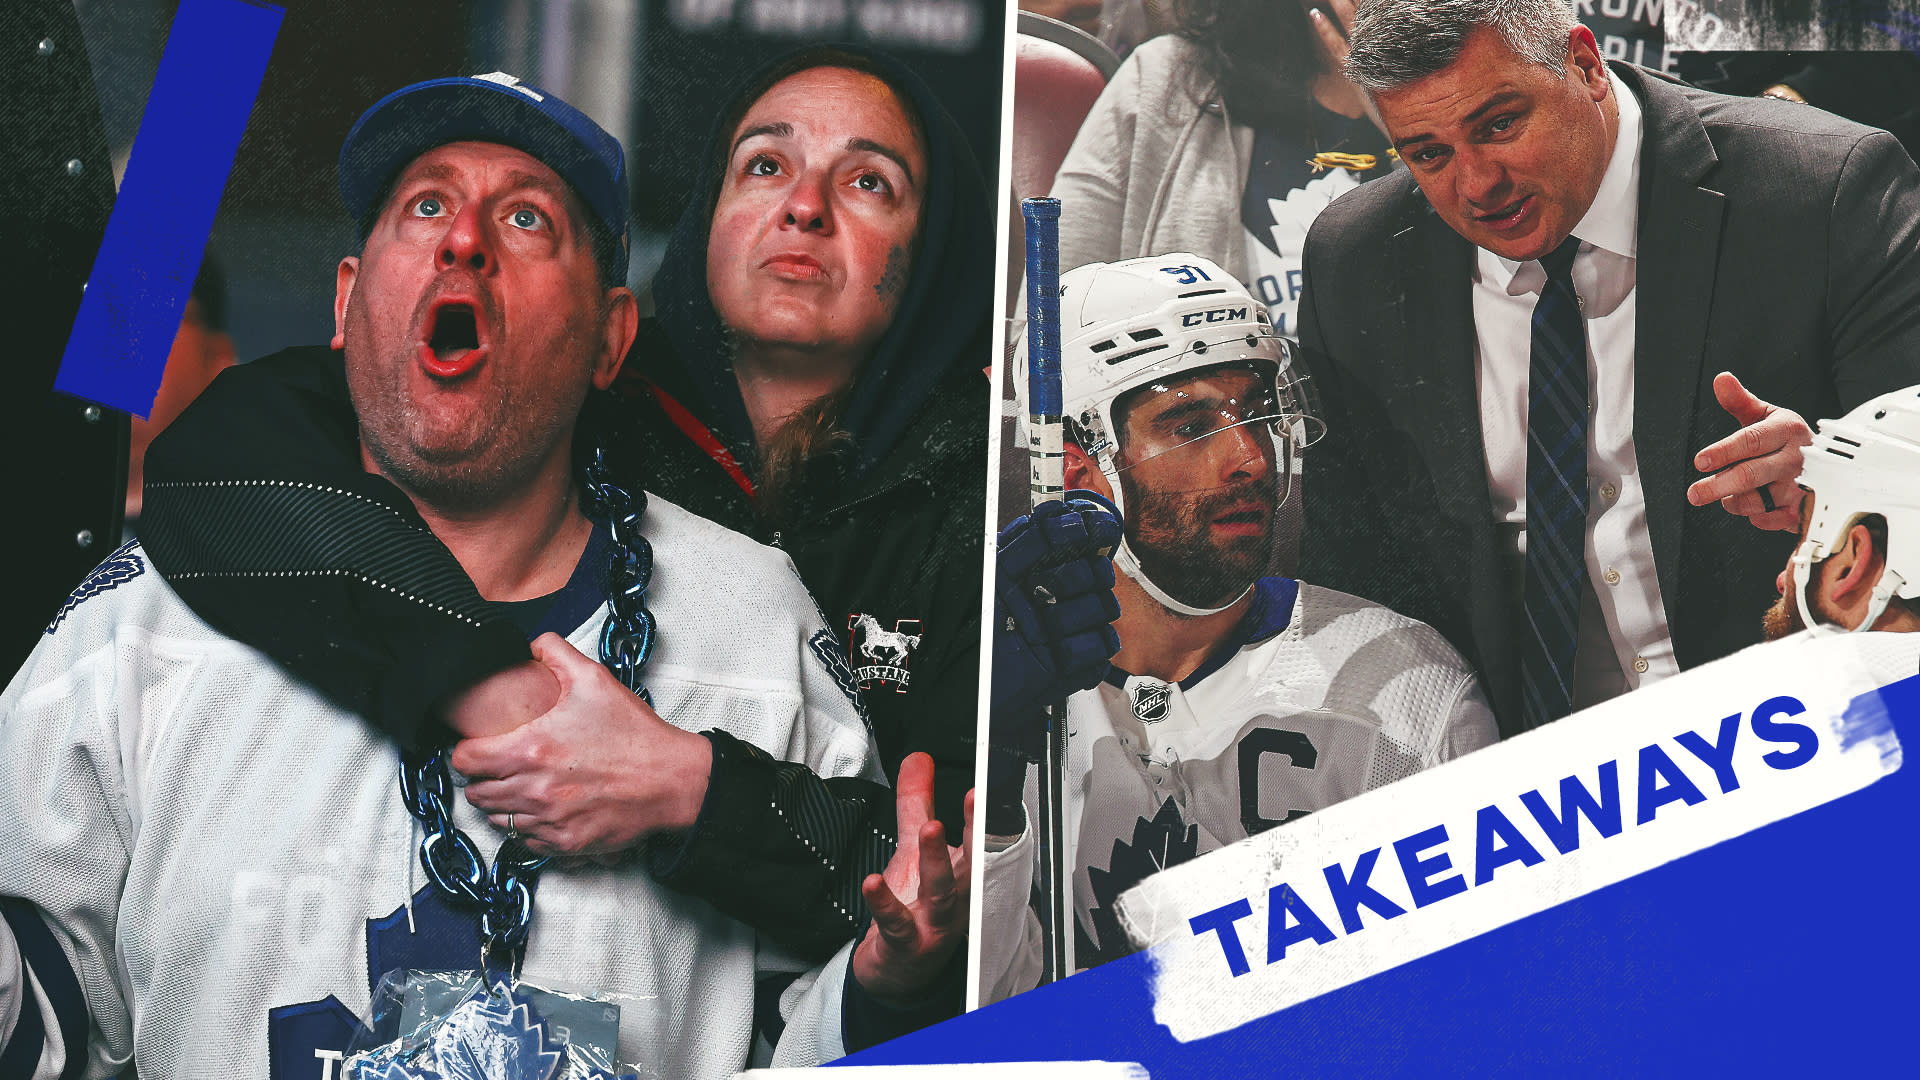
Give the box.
[77,0,1003,365]
[1008,0,1919,228]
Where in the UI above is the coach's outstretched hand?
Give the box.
[992,491,1124,725]
[854,753,973,1003]
[1688,371,1813,531]
[450,632,713,856]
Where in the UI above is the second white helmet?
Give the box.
[1790,384,1920,632]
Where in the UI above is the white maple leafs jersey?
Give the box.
[980,577,1497,998]
[0,494,881,1080]
[1071,578,1496,965]
[1242,167,1363,336]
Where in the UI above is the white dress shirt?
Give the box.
[1472,71,1678,710]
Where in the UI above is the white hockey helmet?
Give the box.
[1015,253,1321,615]
[1016,252,1320,513]
[1788,384,1920,632]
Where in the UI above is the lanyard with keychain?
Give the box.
[344,449,657,1080]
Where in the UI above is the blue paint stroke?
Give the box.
[1819,2,1920,54]
[52,0,283,417]
[858,668,1920,1075]
[1840,671,1919,773]
[1866,13,1920,54]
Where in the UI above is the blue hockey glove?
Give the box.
[987,491,1123,833]
[991,491,1123,748]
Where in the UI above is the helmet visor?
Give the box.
[1108,351,1324,507]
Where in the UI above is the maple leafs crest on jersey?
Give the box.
[267,886,474,1078]
[1080,797,1199,967]
[45,540,143,635]
[421,997,565,1080]
[1061,578,1498,972]
[809,628,873,733]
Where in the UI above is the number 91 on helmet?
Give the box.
[1015,252,1324,516]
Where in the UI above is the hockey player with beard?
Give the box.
[983,254,1498,1000]
[1763,386,1920,644]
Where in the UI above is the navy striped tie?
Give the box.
[1521,236,1589,729]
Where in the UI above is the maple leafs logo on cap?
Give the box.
[470,71,544,102]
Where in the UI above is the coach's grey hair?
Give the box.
[1345,0,1580,93]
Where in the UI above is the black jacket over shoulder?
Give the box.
[633,37,995,828]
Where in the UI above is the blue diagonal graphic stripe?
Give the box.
[843,678,1920,1078]
[52,0,284,417]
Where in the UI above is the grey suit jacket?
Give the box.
[1295,63,1920,736]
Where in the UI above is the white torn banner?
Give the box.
[1114,630,1917,1043]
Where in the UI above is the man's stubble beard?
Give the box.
[1761,577,1875,640]
[344,297,592,515]
[359,378,560,514]
[1761,591,1805,642]
[1123,472,1279,614]
[1762,568,1847,641]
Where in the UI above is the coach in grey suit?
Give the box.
[1295,0,1920,736]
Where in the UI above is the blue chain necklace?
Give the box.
[396,448,658,977]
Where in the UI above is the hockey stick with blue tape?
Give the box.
[1022,196,1073,983]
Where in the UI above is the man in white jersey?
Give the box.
[0,74,962,1078]
[983,254,1499,1000]
[1763,386,1920,644]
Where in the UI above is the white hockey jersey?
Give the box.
[981,577,1498,998]
[0,494,882,1080]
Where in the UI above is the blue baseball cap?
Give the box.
[338,72,628,278]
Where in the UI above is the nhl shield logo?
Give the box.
[849,613,922,693]
[1132,680,1171,723]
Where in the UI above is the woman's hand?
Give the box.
[853,754,974,1003]
[451,633,713,856]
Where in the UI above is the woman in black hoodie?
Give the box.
[139,47,990,990]
[619,46,992,830]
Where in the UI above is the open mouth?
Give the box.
[419,300,489,379]
[1474,195,1533,231]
